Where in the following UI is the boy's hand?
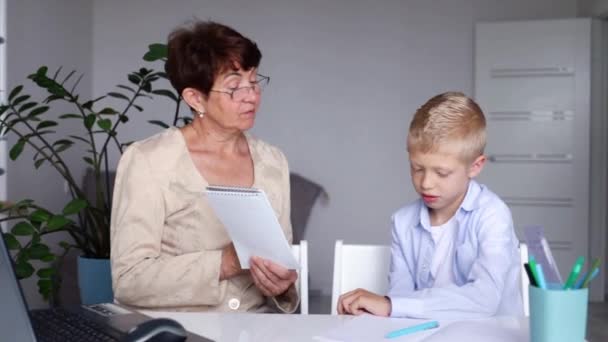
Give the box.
[250,256,298,297]
[337,289,391,316]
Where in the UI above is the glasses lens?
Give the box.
[233,87,253,101]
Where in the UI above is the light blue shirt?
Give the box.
[388,180,523,319]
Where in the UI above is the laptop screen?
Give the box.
[0,233,38,341]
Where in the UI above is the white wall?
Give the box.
[579,0,608,16]
[91,0,577,296]
[6,0,92,308]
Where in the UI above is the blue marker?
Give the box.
[582,268,600,288]
[574,270,589,289]
[534,263,547,290]
[385,320,439,339]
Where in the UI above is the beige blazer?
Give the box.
[110,127,298,313]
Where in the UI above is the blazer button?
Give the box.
[228,298,240,310]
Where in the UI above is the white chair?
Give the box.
[330,240,391,315]
[292,240,309,314]
[519,242,530,316]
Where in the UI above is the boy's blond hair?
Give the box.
[407,92,486,163]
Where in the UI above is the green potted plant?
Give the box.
[0,44,181,304]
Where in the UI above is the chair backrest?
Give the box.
[291,241,309,314]
[330,240,391,315]
[519,242,530,316]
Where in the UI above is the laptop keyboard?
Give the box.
[31,308,119,342]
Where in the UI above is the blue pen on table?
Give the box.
[534,263,547,289]
[385,321,439,339]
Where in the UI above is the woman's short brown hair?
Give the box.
[165,20,262,96]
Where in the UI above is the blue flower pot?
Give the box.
[77,256,113,305]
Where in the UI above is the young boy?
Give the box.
[337,92,522,319]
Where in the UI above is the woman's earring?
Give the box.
[196,109,205,118]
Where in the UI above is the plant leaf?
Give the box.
[69,135,90,145]
[107,92,130,101]
[12,95,31,106]
[83,156,95,166]
[55,143,72,153]
[31,233,41,244]
[128,74,141,85]
[37,279,53,300]
[12,222,35,236]
[29,106,50,117]
[53,139,73,146]
[40,254,55,262]
[143,43,168,61]
[37,267,56,278]
[30,209,51,223]
[34,159,45,169]
[84,114,96,129]
[133,104,143,112]
[29,243,50,259]
[18,102,37,113]
[82,95,106,110]
[9,139,26,160]
[139,68,151,76]
[152,89,179,102]
[36,120,58,130]
[148,120,170,129]
[97,118,112,131]
[3,233,21,250]
[8,85,24,101]
[62,198,87,215]
[15,261,35,279]
[99,107,118,115]
[119,115,129,123]
[46,215,70,231]
[59,113,81,119]
[117,84,135,93]
[142,81,152,93]
[43,94,65,104]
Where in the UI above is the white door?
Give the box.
[475,19,593,292]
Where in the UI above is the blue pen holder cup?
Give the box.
[529,285,588,342]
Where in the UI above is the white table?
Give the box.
[140,311,531,342]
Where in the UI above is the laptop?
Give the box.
[0,233,213,342]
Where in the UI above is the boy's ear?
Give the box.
[467,155,486,178]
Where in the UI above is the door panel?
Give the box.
[475,19,590,280]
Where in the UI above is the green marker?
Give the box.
[563,256,585,289]
[581,257,601,289]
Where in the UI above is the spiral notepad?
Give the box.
[205,186,299,269]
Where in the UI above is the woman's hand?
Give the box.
[220,243,245,280]
[337,288,391,316]
[250,256,298,297]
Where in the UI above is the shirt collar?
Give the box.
[416,180,482,230]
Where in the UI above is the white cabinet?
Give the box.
[475,19,607,300]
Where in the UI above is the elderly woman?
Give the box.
[110,20,298,313]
